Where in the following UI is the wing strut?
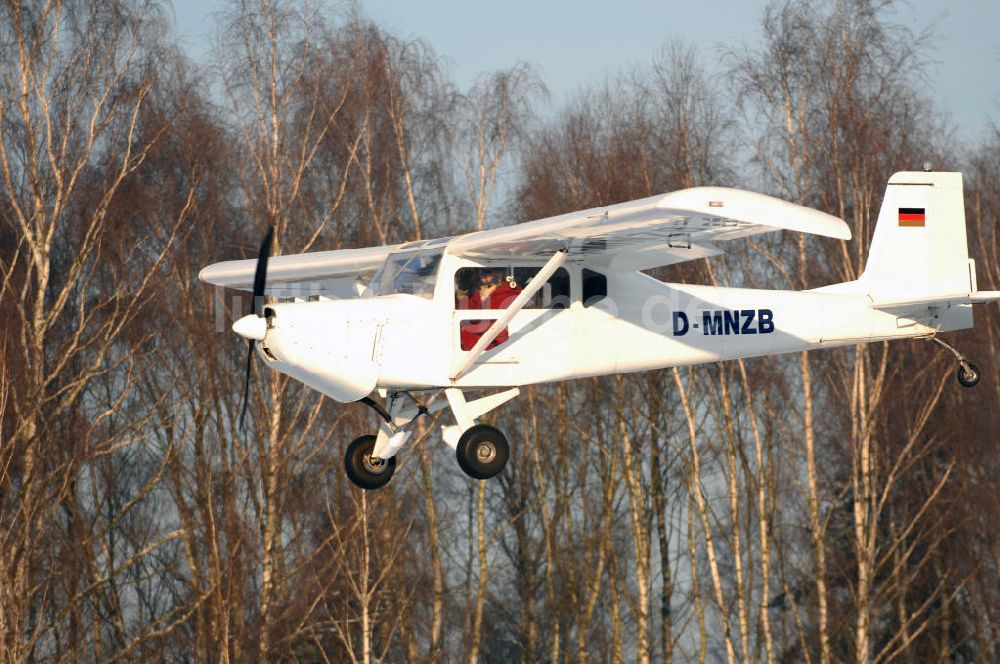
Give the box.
[450,249,567,381]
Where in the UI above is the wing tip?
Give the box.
[198,264,218,285]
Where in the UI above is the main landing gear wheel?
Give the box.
[456,424,510,480]
[957,363,981,388]
[344,435,396,490]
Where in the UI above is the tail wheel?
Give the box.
[957,363,981,388]
[456,424,509,480]
[345,435,396,490]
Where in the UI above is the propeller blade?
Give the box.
[238,340,254,430]
[241,226,274,431]
[252,226,275,317]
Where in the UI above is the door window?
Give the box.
[455,266,569,350]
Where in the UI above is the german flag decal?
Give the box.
[898,207,926,227]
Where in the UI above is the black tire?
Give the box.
[456,425,509,480]
[344,435,396,490]
[957,363,981,388]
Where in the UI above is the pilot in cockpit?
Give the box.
[457,268,522,310]
[457,267,523,350]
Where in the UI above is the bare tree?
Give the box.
[456,65,544,231]
[213,3,412,658]
[0,1,200,658]
[730,2,979,662]
[4,0,998,661]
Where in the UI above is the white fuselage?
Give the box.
[256,264,973,402]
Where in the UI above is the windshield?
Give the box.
[369,245,445,299]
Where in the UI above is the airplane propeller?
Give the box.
[237,226,275,430]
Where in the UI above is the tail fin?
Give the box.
[858,171,974,305]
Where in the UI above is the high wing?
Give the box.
[447,187,850,270]
[200,188,849,295]
[199,243,404,299]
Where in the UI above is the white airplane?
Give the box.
[201,171,999,490]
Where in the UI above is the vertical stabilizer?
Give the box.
[858,171,972,304]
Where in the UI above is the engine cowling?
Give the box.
[258,301,384,402]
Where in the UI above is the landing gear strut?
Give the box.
[344,388,519,489]
[442,388,518,481]
[344,392,441,491]
[928,336,981,388]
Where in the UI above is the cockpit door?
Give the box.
[451,264,574,386]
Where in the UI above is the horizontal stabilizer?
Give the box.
[870,290,1000,310]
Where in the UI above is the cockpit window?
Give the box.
[455,266,570,310]
[368,244,445,299]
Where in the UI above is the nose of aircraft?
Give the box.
[254,302,384,403]
[232,314,267,341]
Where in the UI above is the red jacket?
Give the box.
[459,283,523,351]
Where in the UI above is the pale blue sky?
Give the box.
[169,1,1000,145]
